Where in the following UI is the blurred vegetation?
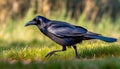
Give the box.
[0,0,120,69]
[0,0,120,23]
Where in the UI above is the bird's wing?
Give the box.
[47,21,88,37]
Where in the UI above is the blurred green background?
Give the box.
[0,0,120,69]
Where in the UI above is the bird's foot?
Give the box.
[45,51,57,58]
[76,55,81,59]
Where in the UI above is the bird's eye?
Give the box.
[33,18,37,21]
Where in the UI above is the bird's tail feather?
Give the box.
[85,35,117,42]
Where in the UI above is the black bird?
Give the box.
[25,16,117,58]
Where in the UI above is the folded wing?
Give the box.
[47,21,88,37]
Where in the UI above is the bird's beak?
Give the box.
[25,21,37,27]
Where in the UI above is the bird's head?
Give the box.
[25,16,50,27]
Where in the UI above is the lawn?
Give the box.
[0,10,120,69]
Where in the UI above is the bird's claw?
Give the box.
[76,55,80,59]
[76,54,81,59]
[45,51,58,58]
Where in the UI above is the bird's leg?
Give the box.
[45,46,66,58]
[73,45,80,58]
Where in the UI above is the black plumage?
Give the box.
[25,16,117,58]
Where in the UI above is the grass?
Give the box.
[0,58,120,69]
[0,9,120,69]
